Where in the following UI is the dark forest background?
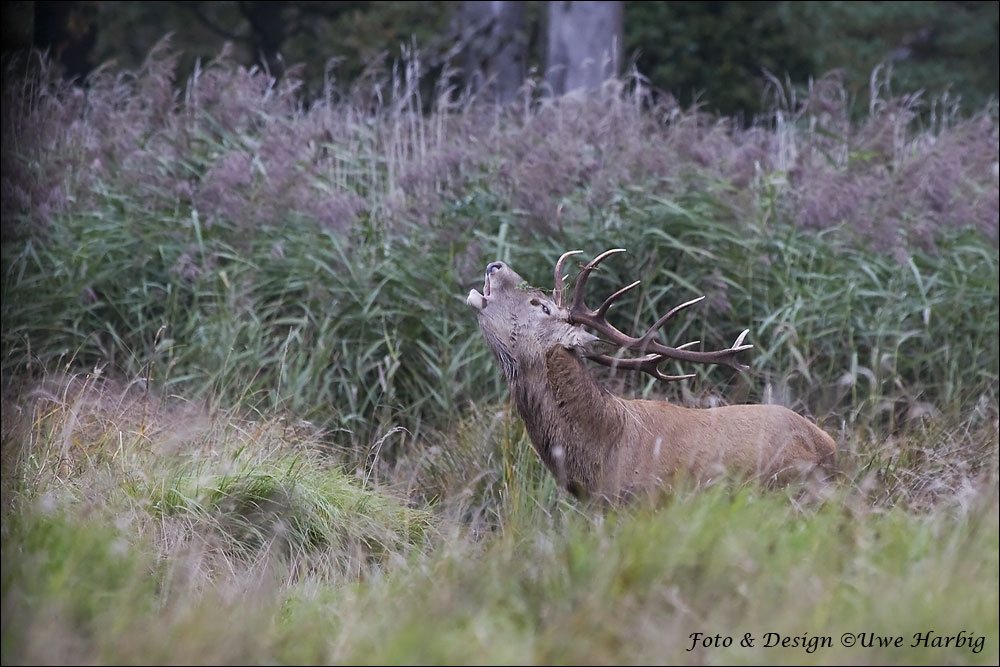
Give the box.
[5,1,998,118]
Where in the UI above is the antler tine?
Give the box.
[636,295,706,352]
[595,280,641,319]
[585,353,697,382]
[645,342,753,371]
[553,250,583,308]
[570,248,627,312]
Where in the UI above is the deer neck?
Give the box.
[510,345,624,495]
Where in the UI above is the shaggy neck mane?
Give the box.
[510,345,624,494]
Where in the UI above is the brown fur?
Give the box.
[467,261,836,502]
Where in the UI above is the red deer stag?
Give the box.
[466,249,836,501]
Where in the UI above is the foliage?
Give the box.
[2,46,997,450]
[87,1,453,95]
[625,1,816,117]
[787,1,1000,115]
[15,2,997,119]
[627,1,1000,118]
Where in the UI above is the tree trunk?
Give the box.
[33,0,98,79]
[238,1,287,80]
[545,0,623,95]
[458,1,526,104]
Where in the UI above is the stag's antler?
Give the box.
[559,248,752,381]
[552,250,583,308]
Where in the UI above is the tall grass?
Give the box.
[3,46,996,448]
[2,43,998,665]
[2,376,996,664]
[3,181,995,454]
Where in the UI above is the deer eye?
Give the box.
[530,298,551,315]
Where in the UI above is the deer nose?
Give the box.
[487,262,503,274]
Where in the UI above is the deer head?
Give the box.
[466,259,601,382]
[467,249,752,383]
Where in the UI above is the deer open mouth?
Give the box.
[466,271,491,311]
[466,263,501,312]
[466,288,487,311]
